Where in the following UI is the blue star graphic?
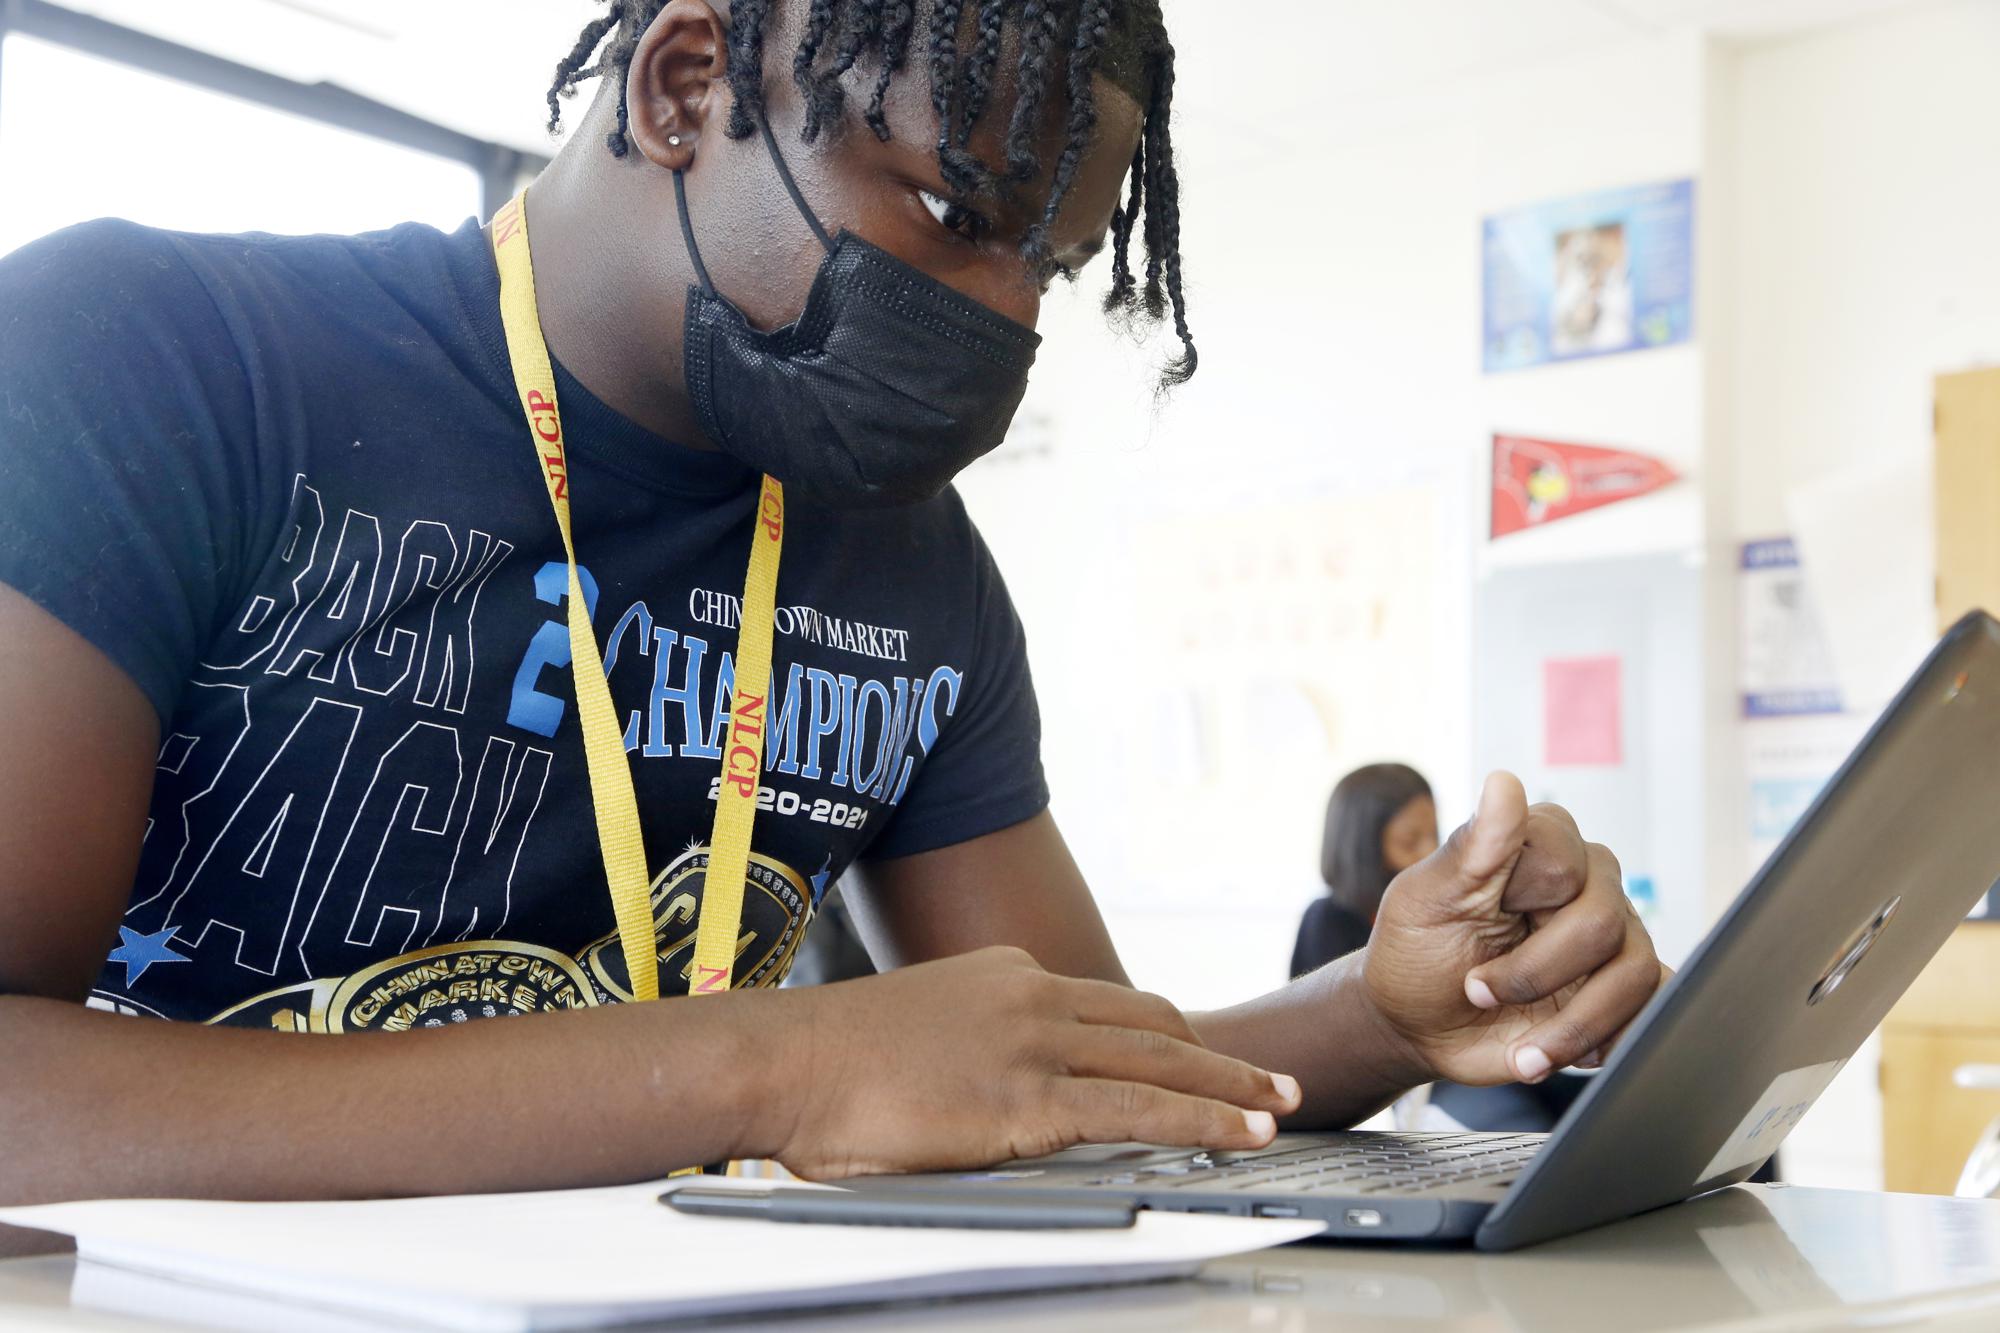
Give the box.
[810,858,834,906]
[107,925,190,987]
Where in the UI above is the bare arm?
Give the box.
[0,585,802,1204]
[850,788,1666,1129]
[848,811,1420,1128]
[0,587,1292,1204]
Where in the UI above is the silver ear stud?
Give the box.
[668,134,683,147]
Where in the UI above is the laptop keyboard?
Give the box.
[1078,1133,1547,1197]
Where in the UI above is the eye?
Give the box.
[918,189,988,243]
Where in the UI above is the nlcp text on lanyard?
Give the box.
[489,190,777,1004]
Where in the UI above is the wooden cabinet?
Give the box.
[1881,924,2000,1194]
[1936,366,2000,632]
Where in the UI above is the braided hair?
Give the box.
[547,0,1195,384]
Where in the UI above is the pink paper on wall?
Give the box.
[1544,655,1623,766]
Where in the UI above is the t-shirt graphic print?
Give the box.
[0,216,1048,1028]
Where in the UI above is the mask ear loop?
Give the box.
[672,169,719,296]
[756,114,836,256]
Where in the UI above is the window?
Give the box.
[0,32,482,259]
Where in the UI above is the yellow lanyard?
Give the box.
[491,191,784,1002]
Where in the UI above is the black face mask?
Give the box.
[675,117,1041,508]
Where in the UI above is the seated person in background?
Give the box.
[1291,764,1438,979]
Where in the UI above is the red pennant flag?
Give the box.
[1491,434,1680,539]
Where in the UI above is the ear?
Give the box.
[624,0,729,171]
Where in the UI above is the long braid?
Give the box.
[1140,48,1193,381]
[828,0,889,83]
[793,0,842,139]
[1102,142,1144,313]
[1024,0,1108,268]
[546,0,1196,385]
[724,0,775,137]
[955,0,1009,150]
[1001,1,1060,183]
[547,4,623,138]
[924,0,983,193]
[865,2,919,140]
[802,0,888,140]
[1137,57,1167,318]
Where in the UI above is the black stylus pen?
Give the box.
[662,1187,1138,1230]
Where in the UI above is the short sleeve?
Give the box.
[863,522,1049,859]
[0,220,256,726]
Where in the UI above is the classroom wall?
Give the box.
[1724,0,2000,547]
[1707,0,2000,1193]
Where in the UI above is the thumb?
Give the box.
[1434,770,1529,905]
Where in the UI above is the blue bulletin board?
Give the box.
[1482,179,1695,373]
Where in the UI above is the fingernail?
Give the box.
[1465,976,1498,1010]
[1514,1045,1552,1081]
[1244,1111,1276,1138]
[1271,1073,1301,1104]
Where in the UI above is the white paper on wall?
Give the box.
[1783,452,1934,714]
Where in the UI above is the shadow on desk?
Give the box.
[0,1223,70,1262]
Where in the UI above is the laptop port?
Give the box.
[1343,1208,1385,1229]
[1253,1204,1303,1218]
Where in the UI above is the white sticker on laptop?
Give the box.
[1697,1058,1848,1184]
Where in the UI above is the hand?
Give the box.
[1364,772,1668,1086]
[771,946,1302,1180]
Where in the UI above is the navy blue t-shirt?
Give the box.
[0,217,1047,1029]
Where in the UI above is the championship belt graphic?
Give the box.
[208,846,814,1032]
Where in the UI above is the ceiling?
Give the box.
[1164,0,1937,134]
[29,0,1942,155]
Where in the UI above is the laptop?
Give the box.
[856,610,2000,1250]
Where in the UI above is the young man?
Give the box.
[0,0,1664,1203]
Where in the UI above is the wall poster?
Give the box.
[1543,655,1624,767]
[1739,537,1842,717]
[1483,178,1695,373]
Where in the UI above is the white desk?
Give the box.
[2,1185,1998,1331]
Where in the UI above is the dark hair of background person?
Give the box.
[1321,762,1434,917]
[546,0,1197,384]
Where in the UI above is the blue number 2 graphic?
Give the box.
[507,561,600,738]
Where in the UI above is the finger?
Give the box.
[1060,978,1206,1048]
[1529,802,1581,839]
[1501,806,1591,915]
[1402,771,1528,913]
[1503,944,1665,1082]
[1057,1078,1281,1152]
[1465,845,1630,1008]
[1578,962,1676,1068]
[1062,1025,1302,1114]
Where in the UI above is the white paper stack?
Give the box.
[0,1177,1322,1331]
